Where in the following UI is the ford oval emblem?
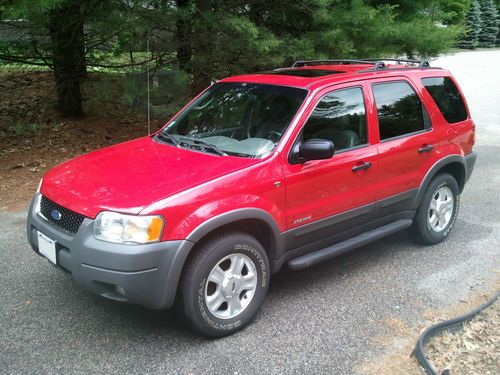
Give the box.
[51,209,62,221]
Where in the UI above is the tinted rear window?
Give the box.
[422,77,468,123]
[372,81,427,141]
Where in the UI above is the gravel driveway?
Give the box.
[1,50,499,374]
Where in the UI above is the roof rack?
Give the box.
[292,59,377,67]
[292,58,431,70]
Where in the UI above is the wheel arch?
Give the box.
[414,155,466,208]
[185,208,284,262]
[164,209,283,309]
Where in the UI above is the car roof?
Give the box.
[220,60,447,91]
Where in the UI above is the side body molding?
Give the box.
[413,154,466,209]
[185,208,285,260]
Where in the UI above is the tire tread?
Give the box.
[410,173,459,245]
[176,231,269,338]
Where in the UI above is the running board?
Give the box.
[287,219,413,271]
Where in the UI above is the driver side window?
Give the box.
[303,87,368,151]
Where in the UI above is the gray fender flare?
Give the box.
[186,208,284,260]
[161,209,283,308]
[413,155,466,209]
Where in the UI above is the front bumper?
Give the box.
[27,193,194,309]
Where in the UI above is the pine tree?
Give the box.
[459,0,482,48]
[478,0,499,47]
[1,0,468,115]
[497,11,500,45]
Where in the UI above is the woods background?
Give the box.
[0,0,498,126]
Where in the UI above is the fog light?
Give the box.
[115,285,126,296]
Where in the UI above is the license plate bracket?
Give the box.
[37,231,57,265]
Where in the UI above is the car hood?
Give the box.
[40,136,260,218]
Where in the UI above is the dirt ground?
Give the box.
[357,285,500,374]
[426,299,499,375]
[0,71,162,211]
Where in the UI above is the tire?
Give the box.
[410,173,460,245]
[176,231,270,338]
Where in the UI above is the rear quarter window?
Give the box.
[372,81,428,141]
[421,77,468,123]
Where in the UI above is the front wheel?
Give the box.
[410,173,460,245]
[176,232,270,338]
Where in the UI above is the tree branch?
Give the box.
[0,54,53,68]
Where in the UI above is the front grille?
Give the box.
[39,196,85,234]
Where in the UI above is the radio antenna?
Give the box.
[147,35,151,136]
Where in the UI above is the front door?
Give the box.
[283,84,379,250]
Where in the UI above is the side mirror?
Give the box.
[299,138,334,162]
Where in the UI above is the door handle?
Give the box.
[418,144,433,153]
[352,161,372,172]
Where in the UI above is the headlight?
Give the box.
[93,212,164,244]
[36,178,43,193]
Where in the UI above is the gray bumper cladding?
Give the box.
[26,194,194,309]
[464,151,477,183]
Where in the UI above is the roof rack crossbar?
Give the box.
[292,59,378,67]
[292,58,431,70]
[361,58,431,69]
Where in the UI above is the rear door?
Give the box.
[367,77,436,214]
[282,83,379,249]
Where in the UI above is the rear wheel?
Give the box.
[410,173,460,245]
[176,232,270,338]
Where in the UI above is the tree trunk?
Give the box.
[77,22,87,78]
[176,0,192,72]
[48,2,85,118]
[191,0,213,94]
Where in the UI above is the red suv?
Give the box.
[27,59,476,337]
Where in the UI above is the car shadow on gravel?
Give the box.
[35,232,417,340]
[87,234,422,314]
[269,230,415,291]
[270,217,492,290]
[79,292,201,338]
[25,220,493,341]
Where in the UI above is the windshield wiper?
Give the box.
[156,131,179,146]
[179,137,226,156]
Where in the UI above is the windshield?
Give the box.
[158,82,307,158]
